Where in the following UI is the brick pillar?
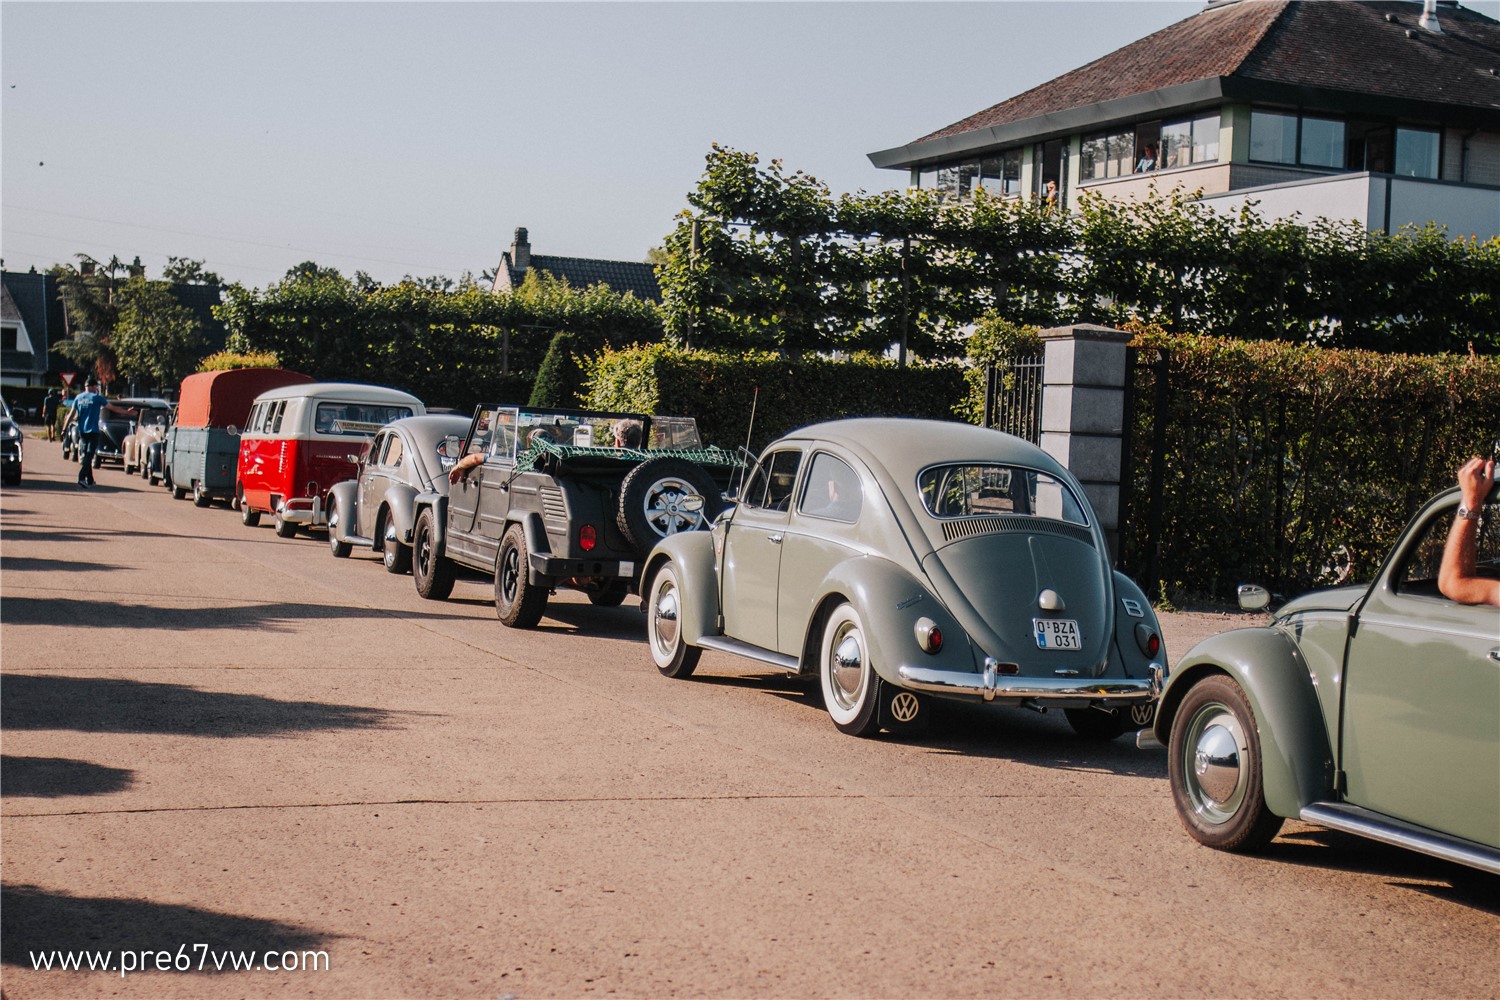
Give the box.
[1039,324,1131,561]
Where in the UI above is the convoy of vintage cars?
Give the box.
[18,371,1499,876]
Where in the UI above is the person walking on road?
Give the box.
[41,389,61,442]
[71,377,135,489]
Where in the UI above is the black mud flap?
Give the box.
[879,683,930,737]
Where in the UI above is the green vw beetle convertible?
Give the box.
[641,418,1166,738]
[1151,482,1500,874]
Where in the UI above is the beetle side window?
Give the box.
[1395,505,1500,600]
[741,450,803,511]
[798,453,862,523]
[382,433,405,470]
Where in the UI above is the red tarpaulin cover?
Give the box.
[174,369,314,429]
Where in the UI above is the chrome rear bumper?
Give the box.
[897,658,1164,704]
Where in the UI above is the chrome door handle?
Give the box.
[767,534,783,544]
[1489,648,1500,663]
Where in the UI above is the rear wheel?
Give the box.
[819,603,881,737]
[381,516,410,574]
[1167,674,1284,852]
[646,562,699,678]
[494,523,547,628]
[327,500,352,557]
[192,480,212,508]
[412,508,455,600]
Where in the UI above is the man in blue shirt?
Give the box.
[71,376,134,489]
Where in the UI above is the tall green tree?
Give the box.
[111,276,204,387]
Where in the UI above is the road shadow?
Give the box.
[1,673,401,737]
[1266,827,1500,913]
[0,596,480,631]
[0,527,184,544]
[1,883,335,972]
[0,556,129,574]
[1,755,134,798]
[693,670,1164,777]
[539,602,647,640]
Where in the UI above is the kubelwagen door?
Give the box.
[722,448,803,649]
[447,407,517,564]
[1342,504,1500,849]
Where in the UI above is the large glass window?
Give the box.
[978,150,1022,196]
[314,402,413,437]
[1300,117,1346,169]
[1081,129,1133,180]
[1395,128,1440,178]
[1191,113,1220,164]
[741,450,803,512]
[798,453,862,523]
[1250,110,1299,165]
[1160,120,1193,169]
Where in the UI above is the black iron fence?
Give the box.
[981,352,1045,444]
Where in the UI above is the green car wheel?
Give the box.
[1168,674,1284,852]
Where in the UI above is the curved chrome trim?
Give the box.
[1300,802,1500,876]
[897,658,1155,703]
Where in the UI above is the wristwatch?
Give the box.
[1456,504,1481,521]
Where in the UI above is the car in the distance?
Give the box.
[642,418,1165,738]
[0,397,22,485]
[1150,480,1499,874]
[411,405,743,626]
[326,414,470,572]
[123,403,174,478]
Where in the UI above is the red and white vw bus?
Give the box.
[237,382,425,537]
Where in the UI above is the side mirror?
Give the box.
[1237,584,1271,612]
[680,494,705,513]
[227,425,240,437]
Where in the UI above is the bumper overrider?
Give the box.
[898,658,1166,704]
[278,495,326,526]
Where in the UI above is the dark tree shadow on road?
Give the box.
[1,756,134,798]
[1,674,401,737]
[0,527,185,544]
[1265,828,1500,913]
[1,883,336,972]
[0,556,129,574]
[0,596,480,631]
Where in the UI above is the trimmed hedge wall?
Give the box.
[582,344,967,454]
[1124,331,1500,598]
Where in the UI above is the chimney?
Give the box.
[511,227,531,272]
[128,255,145,277]
[80,259,96,277]
[1419,0,1443,33]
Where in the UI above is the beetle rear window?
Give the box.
[918,464,1088,526]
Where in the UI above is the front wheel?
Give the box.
[646,563,700,678]
[1167,674,1284,852]
[412,508,455,600]
[818,603,881,737]
[274,511,299,539]
[494,523,547,628]
[327,500,352,558]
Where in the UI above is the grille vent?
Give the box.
[940,515,1093,546]
[540,486,566,521]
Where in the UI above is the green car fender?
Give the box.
[1156,628,1334,819]
[810,557,975,686]
[643,532,720,646]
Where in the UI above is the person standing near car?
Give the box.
[71,377,135,489]
[1439,455,1500,607]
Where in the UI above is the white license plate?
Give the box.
[1034,618,1081,650]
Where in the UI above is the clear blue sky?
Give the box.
[3,1,1495,289]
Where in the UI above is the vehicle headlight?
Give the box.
[2,425,19,441]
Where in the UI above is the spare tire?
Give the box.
[616,456,724,555]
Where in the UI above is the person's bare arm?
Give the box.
[1438,456,1500,607]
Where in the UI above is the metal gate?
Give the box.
[981,352,1045,444]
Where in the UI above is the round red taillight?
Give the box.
[928,627,943,653]
[1135,623,1161,659]
[1148,633,1161,657]
[580,524,597,552]
[914,617,943,654]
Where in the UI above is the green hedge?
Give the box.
[1123,331,1500,599]
[582,344,967,453]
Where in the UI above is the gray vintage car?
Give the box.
[1151,482,1500,874]
[326,414,471,572]
[643,418,1165,738]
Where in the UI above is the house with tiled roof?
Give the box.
[491,228,661,303]
[1,271,67,387]
[869,0,1500,238]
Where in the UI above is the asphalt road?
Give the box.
[3,440,1497,999]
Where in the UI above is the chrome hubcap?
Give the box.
[830,626,865,710]
[653,585,679,652]
[1184,704,1249,825]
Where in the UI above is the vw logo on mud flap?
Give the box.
[1130,702,1156,727]
[890,691,921,724]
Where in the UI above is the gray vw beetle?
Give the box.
[1150,480,1500,874]
[642,418,1166,738]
